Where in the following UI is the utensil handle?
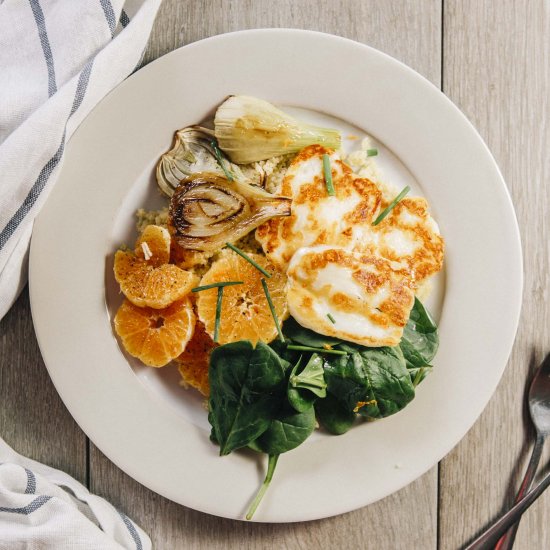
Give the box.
[494,434,545,550]
[465,467,550,550]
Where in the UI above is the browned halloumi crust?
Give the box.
[257,144,444,287]
[366,197,445,286]
[256,144,382,270]
[287,247,415,347]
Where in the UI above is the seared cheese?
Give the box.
[256,145,382,271]
[355,197,444,284]
[256,145,444,287]
[287,246,415,347]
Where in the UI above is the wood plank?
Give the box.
[90,1,442,548]
[439,1,550,548]
[143,0,442,85]
[91,443,436,550]
[0,291,86,483]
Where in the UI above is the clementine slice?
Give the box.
[114,298,195,367]
[114,250,198,309]
[196,250,288,345]
[135,224,171,266]
[176,321,216,396]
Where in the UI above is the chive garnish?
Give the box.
[286,344,346,355]
[261,278,284,342]
[213,286,224,343]
[322,154,335,196]
[191,281,243,293]
[327,313,336,324]
[372,185,411,226]
[225,243,271,278]
[211,140,234,181]
[366,148,378,157]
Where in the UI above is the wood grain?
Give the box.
[439,1,550,549]
[89,1,442,549]
[0,291,86,484]
[3,1,548,549]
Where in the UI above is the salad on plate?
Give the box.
[111,95,445,519]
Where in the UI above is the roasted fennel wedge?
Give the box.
[156,126,267,196]
[214,95,341,163]
[169,172,291,251]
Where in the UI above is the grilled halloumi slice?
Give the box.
[287,246,415,347]
[358,197,445,285]
[256,145,444,286]
[256,144,382,271]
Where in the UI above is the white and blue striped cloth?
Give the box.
[0,0,161,320]
[0,438,151,549]
[0,0,162,547]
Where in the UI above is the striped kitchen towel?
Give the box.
[0,0,162,320]
[0,438,151,549]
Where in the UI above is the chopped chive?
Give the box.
[213,286,224,343]
[286,344,346,355]
[191,281,243,293]
[211,140,234,181]
[322,154,336,196]
[261,278,284,342]
[366,148,378,157]
[372,185,411,226]
[327,313,336,324]
[225,242,271,278]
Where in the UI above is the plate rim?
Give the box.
[29,28,523,522]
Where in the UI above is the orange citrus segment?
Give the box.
[135,225,171,266]
[114,298,196,367]
[176,321,216,396]
[114,250,198,309]
[196,251,288,345]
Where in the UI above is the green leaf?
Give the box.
[254,406,316,454]
[323,344,415,419]
[290,354,327,398]
[208,341,286,455]
[399,298,439,382]
[246,454,279,520]
[287,357,313,413]
[315,393,356,435]
[410,365,432,387]
[282,317,341,348]
[287,354,330,413]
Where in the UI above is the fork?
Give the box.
[466,353,550,550]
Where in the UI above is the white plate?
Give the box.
[29,29,522,522]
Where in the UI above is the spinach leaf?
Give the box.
[315,393,356,435]
[246,403,316,520]
[287,354,327,412]
[208,340,287,455]
[409,365,433,387]
[282,317,341,348]
[254,406,316,454]
[323,344,415,419]
[399,298,439,375]
[246,454,279,520]
[287,358,313,413]
[269,338,300,364]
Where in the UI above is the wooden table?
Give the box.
[1,1,548,548]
